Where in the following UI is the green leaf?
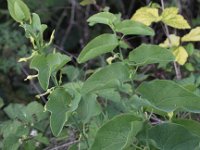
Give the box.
[80,0,96,6]
[30,53,71,90]
[64,82,82,112]
[185,43,194,56]
[46,88,72,136]
[128,44,175,66]
[38,83,80,137]
[7,0,30,23]
[90,114,143,150]
[161,7,191,29]
[77,34,119,63]
[115,20,155,36]
[148,123,200,150]
[30,54,50,90]
[173,119,200,137]
[87,12,117,27]
[1,120,22,138]
[77,94,101,123]
[185,63,195,72]
[4,102,48,123]
[4,104,24,120]
[34,133,49,145]
[176,74,196,92]
[47,52,71,73]
[32,13,42,32]
[23,141,36,150]
[136,80,200,113]
[98,89,121,103]
[182,27,200,42]
[3,135,21,150]
[81,62,130,95]
[61,65,81,81]
[119,40,130,49]
[24,101,48,122]
[14,1,25,20]
[131,7,161,26]
[1,120,29,150]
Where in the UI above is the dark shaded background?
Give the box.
[0,0,200,109]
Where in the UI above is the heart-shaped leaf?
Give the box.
[128,44,175,66]
[172,119,200,137]
[131,7,161,26]
[47,53,71,73]
[90,114,143,150]
[81,62,130,95]
[136,80,200,113]
[149,123,200,150]
[30,54,51,90]
[30,53,71,90]
[4,102,48,123]
[161,7,191,29]
[46,88,72,136]
[77,93,101,123]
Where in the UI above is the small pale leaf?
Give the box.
[131,7,161,26]
[80,0,96,6]
[159,34,180,48]
[161,7,191,29]
[182,27,200,42]
[173,46,188,65]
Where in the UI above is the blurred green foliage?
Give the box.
[1,0,200,149]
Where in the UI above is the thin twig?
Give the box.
[55,9,67,33]
[20,66,47,103]
[127,0,135,18]
[44,140,79,150]
[176,0,182,14]
[72,116,90,148]
[60,0,76,48]
[83,5,90,43]
[54,44,78,59]
[160,0,182,80]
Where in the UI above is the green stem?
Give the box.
[132,143,143,150]
[160,0,182,80]
[72,116,90,148]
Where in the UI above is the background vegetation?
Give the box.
[1,0,200,149]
